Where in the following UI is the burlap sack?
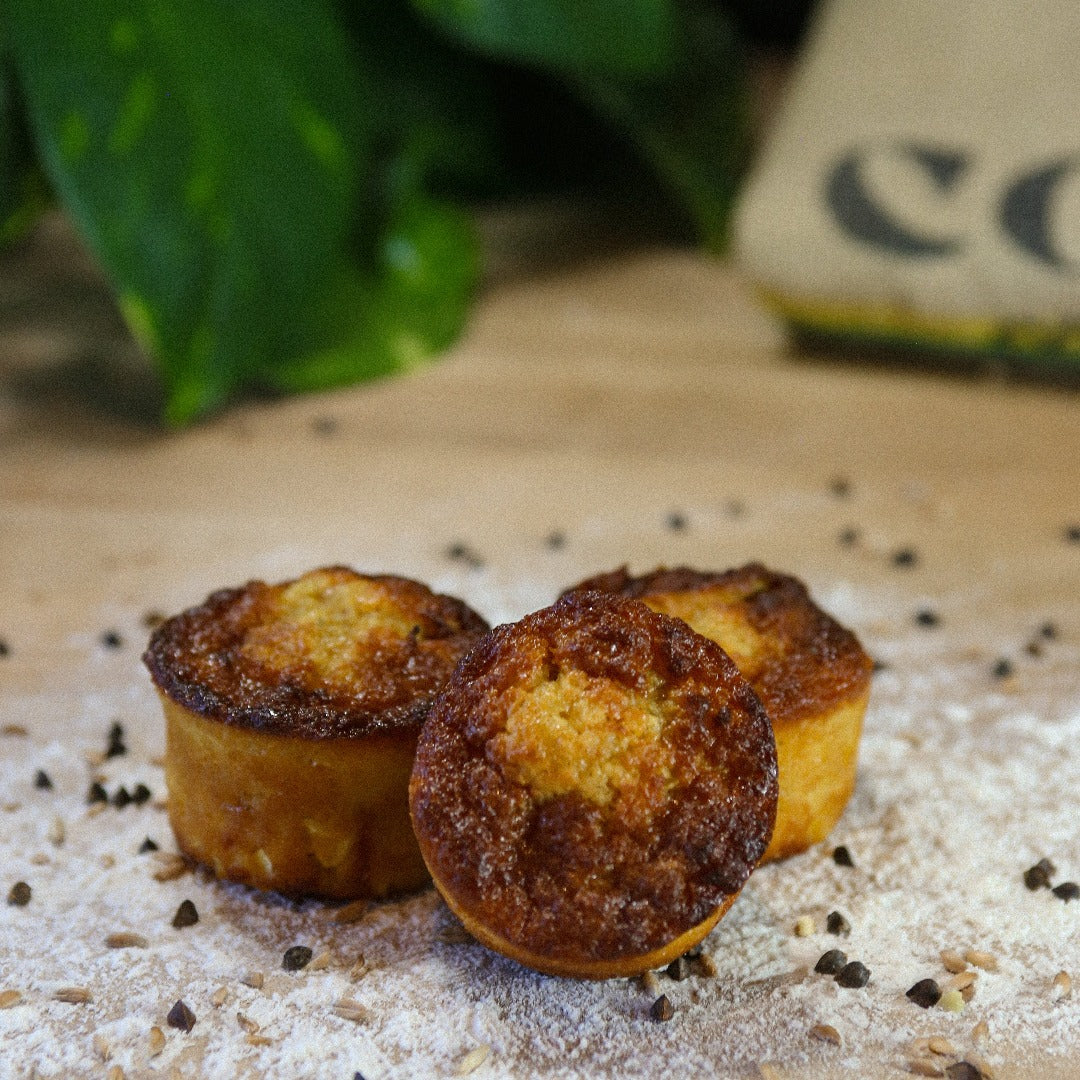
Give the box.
[733,0,1080,365]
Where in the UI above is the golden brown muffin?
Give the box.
[409,590,778,979]
[143,566,488,899]
[562,565,872,861]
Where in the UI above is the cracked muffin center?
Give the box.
[492,669,674,806]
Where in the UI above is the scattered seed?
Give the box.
[971,1020,989,1044]
[1024,639,1044,657]
[132,783,152,806]
[348,956,370,982]
[310,415,339,436]
[47,816,65,846]
[1024,858,1055,890]
[100,854,116,870]
[87,782,109,805]
[112,786,132,809]
[892,547,919,568]
[915,609,940,628]
[2,724,28,736]
[101,630,124,649]
[814,950,848,975]
[544,530,566,550]
[666,956,690,981]
[106,1067,124,1080]
[1064,525,1080,544]
[695,952,718,978]
[639,970,661,995]
[964,949,998,972]
[444,542,484,569]
[650,994,675,1021]
[945,970,977,992]
[944,1063,980,1080]
[142,610,166,629]
[938,988,965,1013]
[1052,971,1072,999]
[172,899,198,928]
[990,658,1013,680]
[941,949,968,973]
[724,499,746,518]
[832,845,854,867]
[246,1033,274,1047]
[7,881,31,906]
[456,1044,491,1074]
[166,1000,196,1032]
[151,853,190,882]
[835,961,870,988]
[907,1059,945,1077]
[826,911,851,937]
[239,971,264,990]
[810,1023,841,1045]
[838,526,860,547]
[829,477,852,498]
[794,915,816,937]
[332,998,372,1024]
[139,837,159,854]
[105,932,148,949]
[1052,881,1080,902]
[332,899,370,924]
[1039,621,1059,639]
[283,945,313,971]
[928,1036,957,1056]
[306,950,332,972]
[54,986,93,1004]
[93,1032,111,1061]
[33,769,53,790]
[907,979,942,1008]
[236,1011,259,1034]
[0,639,8,657]
[758,1065,782,1080]
[210,986,229,1007]
[148,1026,166,1056]
[0,990,23,1009]
[964,1053,995,1079]
[29,854,49,866]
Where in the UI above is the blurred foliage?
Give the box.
[0,0,755,425]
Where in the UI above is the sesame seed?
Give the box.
[151,852,190,881]
[48,816,65,846]
[307,950,332,971]
[53,986,93,1004]
[945,970,977,991]
[940,949,968,973]
[240,971,265,989]
[826,911,851,937]
[835,961,870,988]
[332,998,371,1024]
[1052,881,1080,902]
[892,547,919,568]
[148,1026,166,1056]
[695,952,718,978]
[172,899,199,929]
[650,994,675,1021]
[210,986,228,1007]
[639,970,661,995]
[283,945,313,971]
[814,950,848,975]
[456,1045,492,1075]
[105,932,148,949]
[907,1059,945,1077]
[236,1011,260,1034]
[106,1067,124,1080]
[832,845,854,867]
[971,1020,989,1044]
[33,770,53,790]
[1024,858,1055,890]
[810,1023,841,1045]
[794,915,816,937]
[93,1032,111,1061]
[166,1000,196,1032]
[907,979,942,1008]
[0,990,23,1009]
[928,1036,957,1056]
[1052,970,1072,999]
[963,949,998,972]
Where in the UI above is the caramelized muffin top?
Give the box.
[562,564,872,730]
[409,591,778,966]
[144,567,489,739]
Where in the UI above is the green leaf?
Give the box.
[6,0,369,424]
[575,1,748,252]
[411,0,676,78]
[265,196,479,393]
[0,47,49,244]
